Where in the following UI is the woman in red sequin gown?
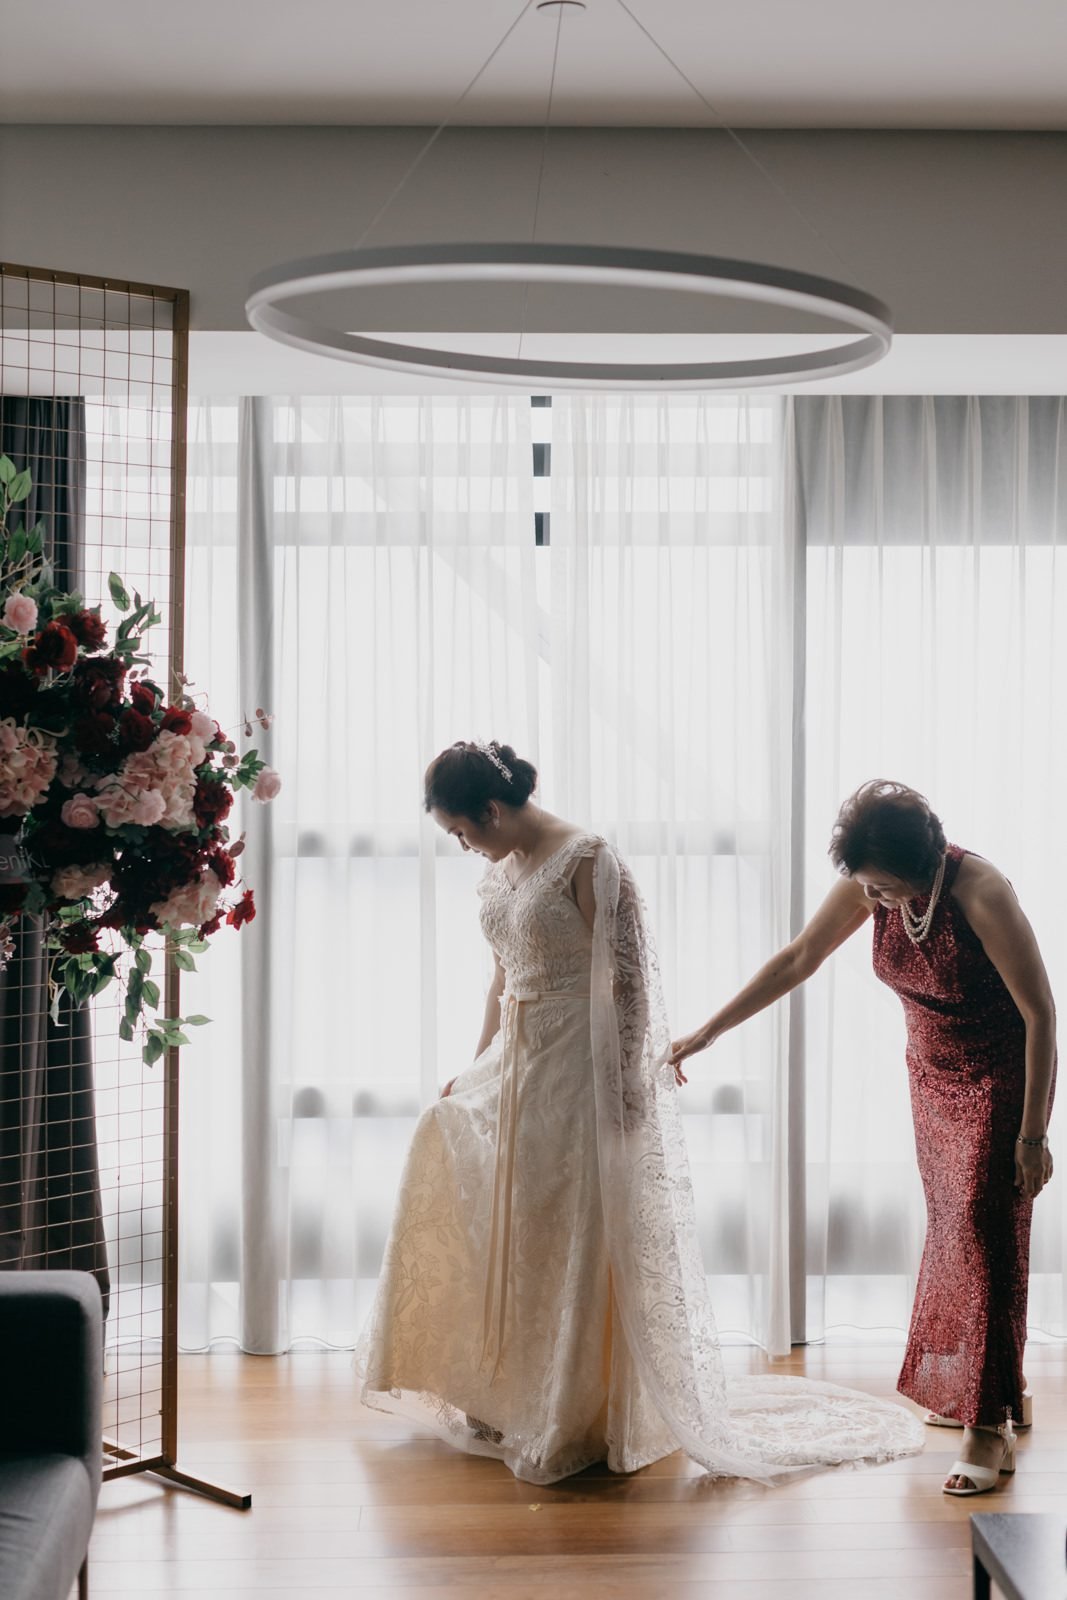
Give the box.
[669,781,1056,1495]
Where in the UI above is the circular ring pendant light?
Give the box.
[246,0,893,390]
[246,243,891,390]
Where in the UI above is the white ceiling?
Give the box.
[3,0,1067,129]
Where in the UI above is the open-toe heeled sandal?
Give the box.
[942,1423,1016,1497]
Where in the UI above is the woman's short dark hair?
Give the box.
[424,741,538,821]
[829,780,947,885]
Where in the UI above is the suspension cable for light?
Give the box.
[246,0,893,390]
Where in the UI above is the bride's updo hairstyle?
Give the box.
[829,779,947,885]
[424,740,538,822]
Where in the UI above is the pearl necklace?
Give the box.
[899,853,947,946]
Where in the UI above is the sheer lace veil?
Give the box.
[590,844,924,1482]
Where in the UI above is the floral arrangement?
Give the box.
[0,454,279,1063]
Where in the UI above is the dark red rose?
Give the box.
[0,662,37,720]
[66,610,108,652]
[94,900,128,931]
[61,923,99,954]
[130,682,157,716]
[199,911,223,938]
[28,820,93,867]
[0,884,27,915]
[119,707,157,753]
[161,705,193,735]
[72,657,126,710]
[207,849,235,887]
[226,889,255,929]
[23,622,78,676]
[72,712,115,756]
[194,778,233,828]
[109,829,204,922]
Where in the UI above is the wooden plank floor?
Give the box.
[87,1342,1067,1598]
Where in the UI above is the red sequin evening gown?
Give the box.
[872,843,1050,1428]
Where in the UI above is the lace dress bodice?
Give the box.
[477,833,599,996]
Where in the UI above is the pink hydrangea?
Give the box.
[61,793,100,829]
[149,869,221,931]
[94,784,133,828]
[51,862,111,900]
[3,593,38,635]
[0,720,57,818]
[100,731,203,831]
[131,788,167,826]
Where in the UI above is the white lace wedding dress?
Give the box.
[355,833,923,1484]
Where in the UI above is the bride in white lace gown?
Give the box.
[356,741,923,1485]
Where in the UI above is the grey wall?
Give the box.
[2,126,1065,333]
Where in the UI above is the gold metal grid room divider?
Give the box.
[0,261,249,1510]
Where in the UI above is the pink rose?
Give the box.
[60,793,99,830]
[252,767,281,803]
[189,711,216,742]
[131,788,167,827]
[3,593,38,635]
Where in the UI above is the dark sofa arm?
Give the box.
[0,1271,102,1496]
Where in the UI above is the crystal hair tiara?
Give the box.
[474,741,513,783]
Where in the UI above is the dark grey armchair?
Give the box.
[0,1271,102,1600]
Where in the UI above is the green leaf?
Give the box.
[118,1015,134,1043]
[108,571,131,612]
[8,529,26,564]
[167,1031,191,1049]
[9,470,31,504]
[143,1034,165,1067]
[174,949,196,972]
[0,456,15,487]
[142,978,161,1009]
[91,969,114,997]
[187,939,210,955]
[185,1015,211,1026]
[135,948,152,975]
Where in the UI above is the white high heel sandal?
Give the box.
[942,1420,1017,1497]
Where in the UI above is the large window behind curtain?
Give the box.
[178,394,789,1354]
[178,391,1067,1358]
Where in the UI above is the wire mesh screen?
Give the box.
[0,262,188,1477]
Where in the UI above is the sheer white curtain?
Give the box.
[177,389,1067,1361]
[178,393,796,1354]
[179,396,536,1351]
[548,397,797,1351]
[793,396,1067,1341]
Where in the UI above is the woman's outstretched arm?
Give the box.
[668,876,872,1074]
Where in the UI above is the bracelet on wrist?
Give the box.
[1016,1133,1048,1149]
